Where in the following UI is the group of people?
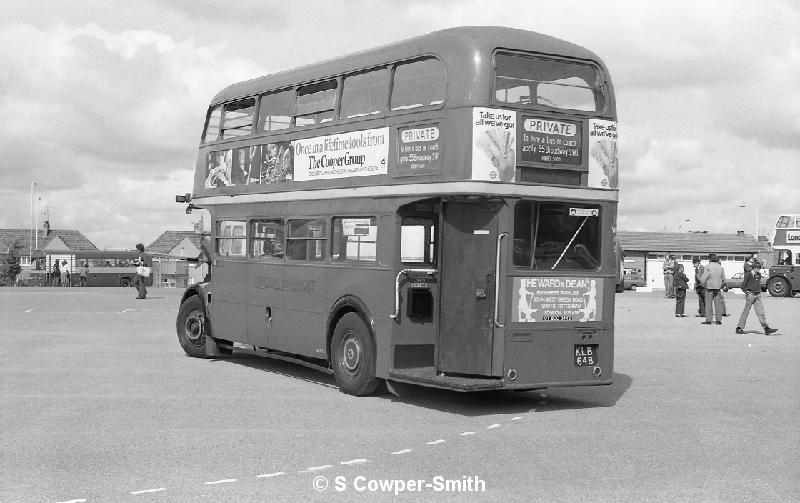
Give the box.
[665,254,777,335]
[50,260,89,287]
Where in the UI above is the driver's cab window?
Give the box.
[401,216,437,265]
[513,201,600,270]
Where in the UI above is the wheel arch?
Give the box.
[326,295,375,363]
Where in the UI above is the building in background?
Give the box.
[0,222,97,285]
[146,230,208,288]
[618,231,769,291]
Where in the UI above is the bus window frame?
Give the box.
[491,50,609,116]
[220,97,257,139]
[250,218,286,261]
[286,217,328,262]
[331,216,379,264]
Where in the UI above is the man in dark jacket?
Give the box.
[692,257,705,317]
[736,261,778,335]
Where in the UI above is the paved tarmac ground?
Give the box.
[0,287,798,502]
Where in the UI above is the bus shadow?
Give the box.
[215,351,632,416]
[384,373,632,416]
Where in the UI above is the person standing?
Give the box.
[61,260,71,287]
[736,261,778,335]
[701,253,726,325]
[673,264,689,317]
[663,254,677,298]
[52,261,60,287]
[133,243,152,300]
[79,261,89,287]
[692,257,705,317]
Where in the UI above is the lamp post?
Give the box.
[35,196,41,251]
[29,181,37,264]
[738,205,758,238]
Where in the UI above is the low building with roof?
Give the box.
[618,231,768,290]
[0,222,98,284]
[146,230,208,288]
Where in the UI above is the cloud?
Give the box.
[0,22,259,192]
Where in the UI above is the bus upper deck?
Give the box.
[191,26,617,203]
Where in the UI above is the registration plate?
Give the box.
[574,344,599,366]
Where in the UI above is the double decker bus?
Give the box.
[767,214,800,297]
[176,26,619,395]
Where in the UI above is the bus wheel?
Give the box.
[120,278,131,288]
[767,277,789,297]
[331,312,382,396]
[176,295,208,358]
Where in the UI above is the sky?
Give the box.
[1,0,798,249]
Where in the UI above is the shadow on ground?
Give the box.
[213,350,632,417]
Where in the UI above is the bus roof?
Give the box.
[210,26,607,106]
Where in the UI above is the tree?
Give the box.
[0,240,23,285]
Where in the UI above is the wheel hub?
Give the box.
[184,311,204,342]
[342,337,361,372]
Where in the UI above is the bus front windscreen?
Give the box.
[494,53,604,112]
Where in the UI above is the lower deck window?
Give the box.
[216,220,247,257]
[513,201,601,270]
[287,219,327,261]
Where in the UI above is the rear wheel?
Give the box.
[331,312,382,396]
[176,295,208,358]
[120,278,131,288]
[767,277,790,297]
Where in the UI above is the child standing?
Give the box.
[673,263,689,317]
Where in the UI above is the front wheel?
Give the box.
[331,312,382,396]
[176,295,208,358]
[767,277,790,297]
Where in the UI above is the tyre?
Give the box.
[767,277,790,297]
[331,312,382,396]
[176,295,208,358]
[120,278,131,288]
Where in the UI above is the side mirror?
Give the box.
[175,193,192,203]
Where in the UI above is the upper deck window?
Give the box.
[220,98,256,139]
[390,58,446,111]
[340,68,389,119]
[494,53,604,113]
[776,215,800,229]
[203,105,222,143]
[295,80,337,127]
[258,90,293,132]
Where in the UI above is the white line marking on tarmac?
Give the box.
[340,458,369,465]
[426,439,446,445]
[204,478,237,485]
[510,416,522,421]
[256,471,286,478]
[301,465,332,473]
[459,431,475,436]
[55,499,86,503]
[486,424,501,429]
[25,308,33,313]
[131,488,166,495]
[391,448,412,455]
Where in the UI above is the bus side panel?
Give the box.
[209,259,248,343]
[245,261,285,348]
[275,264,329,357]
